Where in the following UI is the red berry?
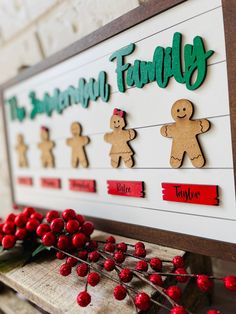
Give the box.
[76,214,85,225]
[15,228,27,240]
[66,219,80,234]
[135,247,146,257]
[119,268,133,283]
[172,256,184,268]
[57,235,70,250]
[3,222,15,234]
[66,256,78,267]
[134,292,151,311]
[174,268,189,283]
[14,213,27,227]
[59,263,71,276]
[135,242,145,249]
[56,252,65,260]
[6,213,16,222]
[50,218,64,233]
[149,257,162,271]
[42,232,56,247]
[78,250,88,260]
[171,306,188,314]
[88,251,100,262]
[104,258,115,271]
[12,204,19,210]
[114,285,127,300]
[23,207,35,217]
[196,275,213,292]
[2,235,16,249]
[207,310,221,314]
[166,286,182,302]
[30,212,44,222]
[62,209,76,221]
[72,233,86,248]
[0,234,3,244]
[81,221,94,236]
[76,263,89,277]
[46,210,60,223]
[136,260,148,272]
[114,251,125,264]
[77,291,91,307]
[86,240,98,251]
[36,223,50,238]
[104,242,115,252]
[106,235,116,243]
[0,224,3,233]
[26,219,40,232]
[149,273,163,286]
[224,275,236,291]
[116,242,127,252]
[87,272,100,286]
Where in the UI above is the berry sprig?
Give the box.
[0,207,235,313]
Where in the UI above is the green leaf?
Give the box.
[0,246,3,253]
[32,244,50,258]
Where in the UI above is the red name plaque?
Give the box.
[17,177,33,186]
[162,183,219,206]
[41,178,61,189]
[69,179,96,193]
[107,180,144,198]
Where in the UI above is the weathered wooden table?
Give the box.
[0,231,211,314]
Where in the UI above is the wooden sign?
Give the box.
[162,183,219,206]
[107,180,144,198]
[69,179,96,193]
[1,0,236,259]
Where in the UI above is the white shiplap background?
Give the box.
[3,0,236,244]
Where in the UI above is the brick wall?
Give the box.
[0,0,140,218]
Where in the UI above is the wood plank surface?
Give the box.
[0,230,185,314]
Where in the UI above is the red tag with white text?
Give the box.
[69,179,96,193]
[107,180,144,198]
[162,183,219,206]
[41,178,61,189]
[17,177,33,186]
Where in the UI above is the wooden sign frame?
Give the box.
[1,0,236,261]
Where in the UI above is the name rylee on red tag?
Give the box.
[69,179,96,193]
[107,180,144,198]
[41,178,61,189]
[17,177,33,186]
[162,183,219,206]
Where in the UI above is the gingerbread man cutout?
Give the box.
[38,127,55,168]
[104,108,136,168]
[66,122,89,168]
[160,99,210,168]
[15,134,28,167]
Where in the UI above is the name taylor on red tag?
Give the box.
[162,183,219,206]
[107,180,144,198]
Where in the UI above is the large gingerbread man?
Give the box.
[66,122,89,168]
[15,134,28,167]
[38,127,55,168]
[160,99,210,168]
[104,108,136,168]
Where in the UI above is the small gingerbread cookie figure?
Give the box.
[15,134,28,167]
[66,122,89,168]
[38,126,55,168]
[160,99,210,168]
[104,108,136,168]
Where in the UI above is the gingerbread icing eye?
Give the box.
[177,109,180,112]
[183,108,186,111]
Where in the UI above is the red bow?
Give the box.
[113,108,124,117]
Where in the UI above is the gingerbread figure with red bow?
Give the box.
[38,126,55,168]
[104,108,136,168]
